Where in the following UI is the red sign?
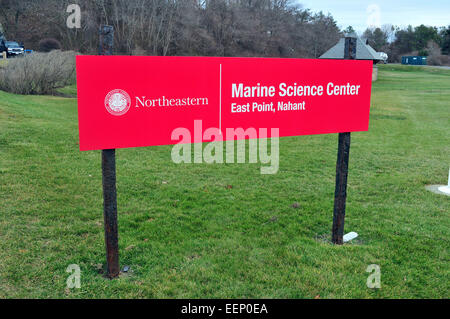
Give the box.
[76,56,372,151]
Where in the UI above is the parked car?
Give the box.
[379,52,388,64]
[5,41,24,57]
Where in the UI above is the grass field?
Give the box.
[0,64,449,299]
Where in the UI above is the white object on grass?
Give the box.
[343,232,358,243]
[438,168,450,195]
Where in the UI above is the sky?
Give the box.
[298,0,450,32]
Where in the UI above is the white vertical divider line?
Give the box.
[220,63,222,135]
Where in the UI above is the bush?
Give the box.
[426,41,450,66]
[39,38,62,52]
[0,50,76,95]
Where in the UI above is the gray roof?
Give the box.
[320,33,382,61]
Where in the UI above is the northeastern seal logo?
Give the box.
[105,89,131,116]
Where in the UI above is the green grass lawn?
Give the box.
[56,84,77,98]
[0,65,449,299]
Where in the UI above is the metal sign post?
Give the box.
[331,36,356,245]
[99,25,120,278]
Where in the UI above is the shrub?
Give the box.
[0,50,76,95]
[426,41,450,66]
[39,38,62,52]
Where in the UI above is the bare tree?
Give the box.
[0,0,342,58]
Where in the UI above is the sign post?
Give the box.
[99,25,120,278]
[76,51,373,258]
[331,36,357,245]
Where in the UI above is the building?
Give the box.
[320,32,383,81]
